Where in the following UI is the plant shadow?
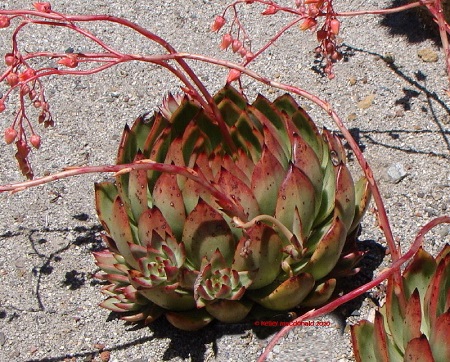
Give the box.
[380,0,441,43]
[339,44,450,159]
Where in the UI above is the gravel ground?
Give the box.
[0,1,449,361]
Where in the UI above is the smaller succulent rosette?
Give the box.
[351,244,450,361]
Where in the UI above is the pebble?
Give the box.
[357,94,375,109]
[417,48,438,62]
[386,163,407,183]
[0,331,5,346]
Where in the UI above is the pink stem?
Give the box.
[0,160,247,220]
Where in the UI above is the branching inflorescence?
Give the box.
[0,1,449,361]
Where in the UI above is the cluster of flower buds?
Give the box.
[297,0,342,79]
[314,17,342,79]
[211,15,254,62]
[1,46,52,178]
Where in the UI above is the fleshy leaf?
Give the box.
[182,199,234,269]
[275,165,316,238]
[248,273,315,311]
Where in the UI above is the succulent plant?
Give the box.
[93,85,371,330]
[351,244,450,361]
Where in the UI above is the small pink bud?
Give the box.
[211,15,225,32]
[19,68,36,82]
[220,33,233,50]
[5,53,16,66]
[33,2,52,13]
[58,54,79,68]
[0,16,11,29]
[232,39,242,53]
[30,134,41,149]
[29,90,38,101]
[330,19,340,35]
[20,84,31,96]
[227,69,241,83]
[299,17,317,31]
[4,127,17,144]
[238,46,247,57]
[6,73,19,87]
[262,5,278,15]
[316,29,327,42]
[0,100,5,112]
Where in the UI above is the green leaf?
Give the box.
[139,287,196,311]
[403,290,423,352]
[302,213,346,280]
[205,299,253,323]
[182,199,235,269]
[334,164,356,231]
[349,176,372,234]
[351,321,376,362]
[275,165,316,238]
[248,273,315,311]
[403,335,435,362]
[153,172,186,240]
[301,278,336,307]
[128,151,149,222]
[429,310,450,362]
[165,309,214,331]
[232,222,282,289]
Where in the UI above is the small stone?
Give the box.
[418,48,438,63]
[386,163,407,183]
[100,351,110,362]
[384,52,395,64]
[425,207,438,217]
[357,94,375,109]
[348,76,357,85]
[347,113,357,121]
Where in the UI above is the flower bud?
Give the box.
[262,5,278,15]
[330,19,340,35]
[0,100,5,112]
[238,46,247,57]
[6,73,19,87]
[5,53,16,67]
[30,134,41,149]
[20,84,31,96]
[33,2,52,13]
[220,33,232,50]
[316,29,327,42]
[0,16,11,29]
[58,54,79,68]
[299,18,317,31]
[226,69,241,83]
[19,68,36,82]
[232,39,242,53]
[211,15,225,32]
[4,127,17,144]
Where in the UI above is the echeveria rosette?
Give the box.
[94,85,372,330]
[351,244,450,361]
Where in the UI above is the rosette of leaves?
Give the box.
[351,245,450,361]
[94,85,371,330]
